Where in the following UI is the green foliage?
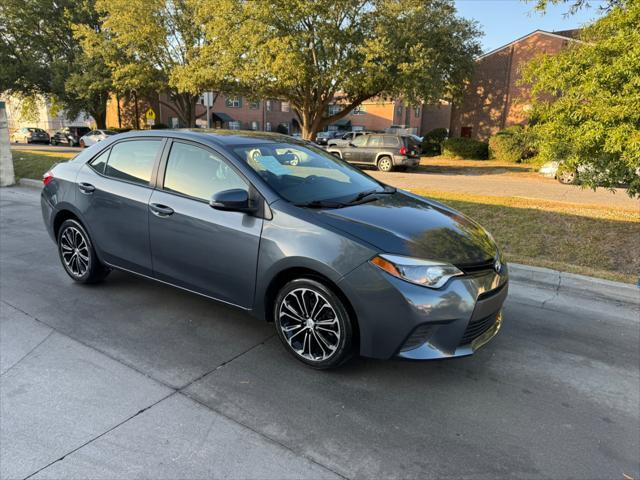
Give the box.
[178,0,480,138]
[488,126,537,163]
[442,138,489,160]
[531,0,627,14]
[421,128,449,155]
[522,2,640,196]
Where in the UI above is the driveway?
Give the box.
[1,186,639,479]
[370,167,640,210]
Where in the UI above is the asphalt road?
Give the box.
[1,186,638,480]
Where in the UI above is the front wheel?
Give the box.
[274,278,354,369]
[377,156,393,172]
[557,168,578,185]
[57,219,110,284]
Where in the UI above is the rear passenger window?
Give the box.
[383,136,399,147]
[163,142,247,201]
[105,140,161,185]
[367,136,383,148]
[89,149,110,174]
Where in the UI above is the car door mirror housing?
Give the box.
[209,189,257,213]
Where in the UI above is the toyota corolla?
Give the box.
[41,130,508,369]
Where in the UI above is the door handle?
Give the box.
[149,203,174,217]
[78,182,95,194]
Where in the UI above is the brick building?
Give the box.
[449,29,580,141]
[106,92,450,136]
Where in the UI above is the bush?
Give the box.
[421,128,448,155]
[488,125,536,162]
[442,137,489,160]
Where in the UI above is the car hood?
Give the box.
[316,191,498,266]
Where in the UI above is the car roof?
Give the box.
[111,129,306,148]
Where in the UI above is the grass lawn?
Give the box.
[418,156,537,177]
[10,149,75,181]
[9,149,638,283]
[413,189,639,284]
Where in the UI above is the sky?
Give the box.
[454,0,606,53]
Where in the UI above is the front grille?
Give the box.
[456,258,496,275]
[460,313,498,345]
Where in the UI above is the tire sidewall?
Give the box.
[57,219,99,283]
[274,278,353,369]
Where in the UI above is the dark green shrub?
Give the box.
[442,137,489,160]
[421,128,448,155]
[488,125,536,162]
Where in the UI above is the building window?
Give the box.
[281,101,290,112]
[265,122,272,131]
[266,100,272,112]
[395,105,403,115]
[228,121,241,130]
[414,106,421,117]
[352,105,367,115]
[461,126,472,138]
[249,100,260,110]
[169,117,179,128]
[251,121,260,130]
[225,96,242,108]
[328,104,341,116]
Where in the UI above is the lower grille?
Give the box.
[400,324,437,352]
[460,313,498,345]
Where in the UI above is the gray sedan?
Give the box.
[40,130,507,369]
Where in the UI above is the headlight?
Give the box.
[370,254,463,289]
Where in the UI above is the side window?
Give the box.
[351,135,368,147]
[383,136,399,147]
[163,142,247,201]
[367,136,383,148]
[89,149,110,174]
[104,140,161,185]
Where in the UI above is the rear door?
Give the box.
[148,140,263,308]
[75,138,164,275]
[362,135,384,164]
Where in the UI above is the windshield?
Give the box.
[231,142,385,205]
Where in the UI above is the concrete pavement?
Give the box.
[1,186,639,479]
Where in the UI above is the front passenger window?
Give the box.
[163,142,247,201]
[351,135,368,147]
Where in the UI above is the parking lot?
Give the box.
[1,185,639,479]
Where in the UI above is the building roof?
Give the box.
[478,29,582,60]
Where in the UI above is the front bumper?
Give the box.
[338,261,508,360]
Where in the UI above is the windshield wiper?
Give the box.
[294,200,347,209]
[348,186,397,204]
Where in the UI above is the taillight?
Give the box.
[43,170,54,186]
[399,146,407,155]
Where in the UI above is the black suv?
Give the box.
[326,134,421,172]
[51,127,91,147]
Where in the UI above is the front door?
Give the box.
[148,140,263,308]
[341,134,368,164]
[75,138,164,275]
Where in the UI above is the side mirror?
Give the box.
[348,142,355,147]
[209,189,257,214]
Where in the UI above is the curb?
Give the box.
[18,178,42,189]
[509,263,639,306]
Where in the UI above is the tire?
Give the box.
[377,156,393,172]
[274,278,354,369]
[331,152,341,158]
[557,168,578,185]
[51,139,57,146]
[57,219,110,284]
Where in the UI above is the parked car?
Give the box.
[327,131,371,148]
[539,161,640,186]
[314,130,342,146]
[41,130,507,369]
[51,126,91,147]
[327,133,421,172]
[11,127,50,144]
[79,129,118,148]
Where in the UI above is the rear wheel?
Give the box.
[57,219,110,284]
[274,278,353,369]
[557,167,578,185]
[377,156,393,172]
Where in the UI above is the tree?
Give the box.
[530,0,627,14]
[0,0,112,128]
[522,2,640,196]
[93,0,206,127]
[178,0,480,139]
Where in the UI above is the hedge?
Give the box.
[442,137,489,160]
[488,126,536,162]
[421,128,448,155]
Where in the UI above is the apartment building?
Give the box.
[449,29,581,141]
